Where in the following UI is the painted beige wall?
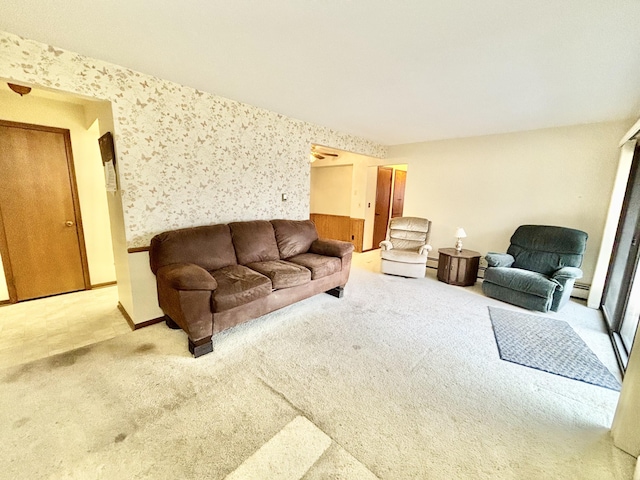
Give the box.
[364,166,379,250]
[0,254,8,301]
[310,165,353,216]
[83,99,136,319]
[386,120,632,286]
[0,88,116,301]
[129,251,163,321]
[613,330,640,457]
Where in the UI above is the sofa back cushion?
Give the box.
[229,220,280,265]
[507,225,587,276]
[271,219,319,259]
[149,224,237,274]
[387,217,431,252]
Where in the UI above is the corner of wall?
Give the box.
[128,251,163,323]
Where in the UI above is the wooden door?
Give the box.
[372,167,393,248]
[391,169,406,218]
[0,121,90,302]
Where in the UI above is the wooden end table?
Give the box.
[437,248,481,286]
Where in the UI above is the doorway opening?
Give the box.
[308,145,405,253]
[0,82,129,366]
[0,85,117,304]
[309,145,364,252]
[369,164,408,251]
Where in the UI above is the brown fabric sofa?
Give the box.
[149,219,354,357]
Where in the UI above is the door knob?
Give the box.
[65,220,74,227]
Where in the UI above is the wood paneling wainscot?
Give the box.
[310,214,364,253]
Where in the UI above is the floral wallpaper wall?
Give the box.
[0,31,387,248]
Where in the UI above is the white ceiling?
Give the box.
[2,1,640,145]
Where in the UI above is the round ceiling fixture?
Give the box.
[8,83,32,96]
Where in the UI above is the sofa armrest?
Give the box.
[419,244,433,255]
[310,238,354,258]
[156,263,218,291]
[552,266,583,281]
[485,252,515,268]
[379,240,393,250]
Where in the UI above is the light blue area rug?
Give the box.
[488,307,621,391]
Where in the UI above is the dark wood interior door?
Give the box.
[373,167,393,248]
[391,169,406,218]
[0,121,89,301]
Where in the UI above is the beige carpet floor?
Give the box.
[0,251,634,479]
[0,286,129,367]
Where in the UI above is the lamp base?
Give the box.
[455,238,463,253]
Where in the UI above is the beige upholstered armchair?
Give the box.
[379,217,432,278]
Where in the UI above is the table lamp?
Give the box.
[455,227,467,253]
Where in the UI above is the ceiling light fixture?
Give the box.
[310,146,339,162]
[8,83,32,96]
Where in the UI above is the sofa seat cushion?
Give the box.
[381,249,428,264]
[287,253,341,280]
[483,267,560,299]
[210,265,272,312]
[247,260,311,290]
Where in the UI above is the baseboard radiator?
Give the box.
[427,256,590,299]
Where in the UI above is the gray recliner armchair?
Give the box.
[380,217,432,278]
[482,225,588,312]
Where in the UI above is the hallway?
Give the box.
[0,286,130,368]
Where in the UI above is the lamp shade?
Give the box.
[455,227,467,238]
